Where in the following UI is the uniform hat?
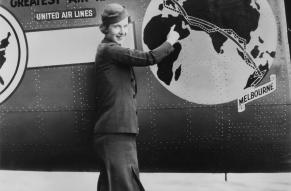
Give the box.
[101,3,129,25]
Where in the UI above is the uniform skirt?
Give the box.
[94,134,145,191]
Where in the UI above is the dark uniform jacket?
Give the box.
[94,38,174,134]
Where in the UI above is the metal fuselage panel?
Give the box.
[0,0,290,172]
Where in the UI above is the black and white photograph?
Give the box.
[0,0,290,190]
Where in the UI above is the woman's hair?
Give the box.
[99,23,109,34]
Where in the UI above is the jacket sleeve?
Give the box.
[103,41,174,67]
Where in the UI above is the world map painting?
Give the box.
[142,0,277,105]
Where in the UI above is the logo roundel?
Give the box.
[0,6,28,104]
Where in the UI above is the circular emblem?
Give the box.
[142,0,277,105]
[0,6,28,104]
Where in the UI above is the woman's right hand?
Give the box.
[166,25,180,45]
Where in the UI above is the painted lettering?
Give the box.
[35,12,60,21]
[74,9,94,18]
[10,0,60,7]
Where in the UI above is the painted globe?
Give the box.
[142,0,277,104]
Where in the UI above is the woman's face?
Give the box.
[105,17,129,45]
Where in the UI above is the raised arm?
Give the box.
[104,25,180,67]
